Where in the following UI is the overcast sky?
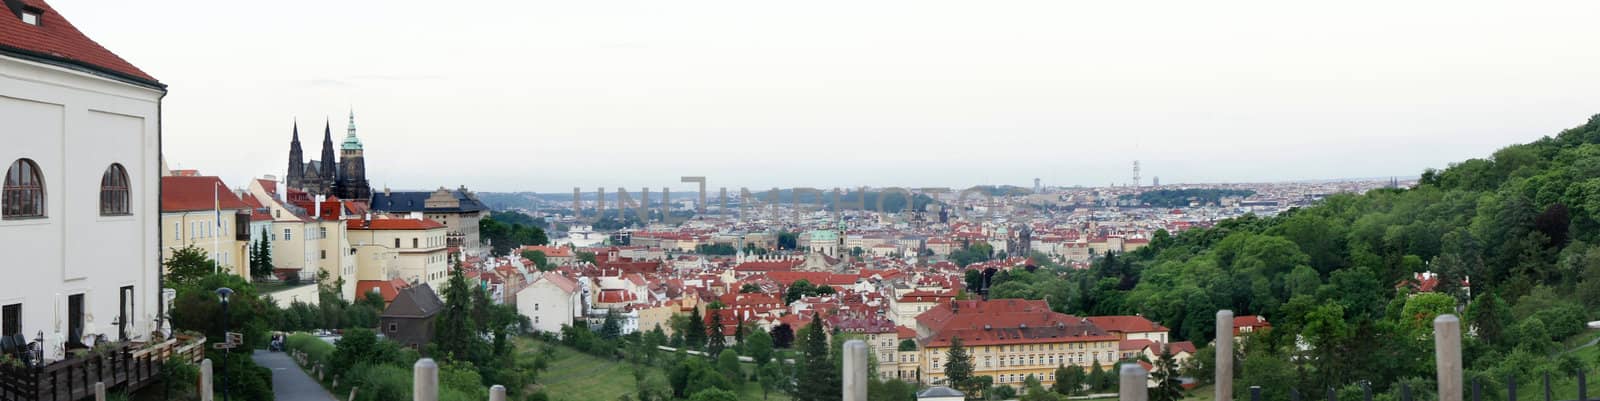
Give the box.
[57,0,1600,192]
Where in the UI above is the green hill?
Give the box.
[990,114,1600,399]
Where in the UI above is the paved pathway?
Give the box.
[251,350,338,401]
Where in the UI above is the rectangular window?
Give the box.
[320,227,328,239]
[2,303,19,336]
[321,250,327,259]
[284,228,292,240]
[174,223,181,240]
[388,323,398,333]
[413,238,419,248]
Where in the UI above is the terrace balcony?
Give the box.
[0,335,205,401]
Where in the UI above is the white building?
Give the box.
[0,0,165,360]
[515,272,584,335]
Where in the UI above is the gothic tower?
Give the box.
[338,110,371,200]
[286,121,304,190]
[319,121,338,195]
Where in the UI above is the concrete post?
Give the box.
[414,358,439,401]
[1217,310,1235,401]
[94,382,105,401]
[1435,314,1463,401]
[200,358,214,401]
[1120,363,1150,401]
[490,385,507,401]
[843,340,868,401]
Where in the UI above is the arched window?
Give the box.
[3,159,45,219]
[100,164,130,215]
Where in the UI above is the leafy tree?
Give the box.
[747,328,774,366]
[330,328,400,373]
[771,323,796,349]
[577,251,598,265]
[718,349,743,384]
[522,250,552,271]
[1053,364,1084,395]
[1087,360,1109,391]
[165,245,218,289]
[741,283,762,293]
[777,231,799,250]
[601,308,623,340]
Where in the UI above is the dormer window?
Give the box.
[19,6,41,26]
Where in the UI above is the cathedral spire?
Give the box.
[342,108,363,150]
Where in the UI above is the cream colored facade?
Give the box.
[160,210,249,279]
[246,179,357,300]
[347,223,449,290]
[920,339,1119,390]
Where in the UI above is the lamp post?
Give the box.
[216,287,233,401]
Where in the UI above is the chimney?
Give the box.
[314,195,324,220]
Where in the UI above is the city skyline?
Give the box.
[57,0,1600,191]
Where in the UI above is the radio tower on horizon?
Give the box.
[1132,160,1141,190]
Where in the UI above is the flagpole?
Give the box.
[214,182,221,275]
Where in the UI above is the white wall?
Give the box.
[516,281,579,335]
[0,55,164,360]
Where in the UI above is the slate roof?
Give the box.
[0,0,160,87]
[916,387,964,397]
[382,283,444,319]
[369,189,487,213]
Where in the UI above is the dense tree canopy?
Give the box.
[976,115,1600,398]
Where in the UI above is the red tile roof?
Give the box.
[346,218,446,230]
[916,299,1118,347]
[1085,315,1168,335]
[0,0,159,86]
[160,176,251,212]
[356,278,409,303]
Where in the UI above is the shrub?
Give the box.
[286,332,335,366]
[342,363,412,401]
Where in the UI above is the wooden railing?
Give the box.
[0,336,205,401]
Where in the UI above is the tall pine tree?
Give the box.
[435,259,485,362]
[796,313,840,401]
[686,307,708,351]
[1149,346,1183,401]
[707,306,727,356]
[944,336,977,398]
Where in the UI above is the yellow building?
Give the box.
[159,176,251,279]
[913,299,1121,390]
[346,218,449,290]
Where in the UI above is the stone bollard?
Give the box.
[1120,363,1150,401]
[200,358,214,401]
[415,358,439,401]
[95,382,105,401]
[1217,310,1235,401]
[843,340,868,401]
[490,385,507,401]
[1435,314,1462,401]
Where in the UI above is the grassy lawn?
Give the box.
[513,337,791,401]
[1561,329,1600,351]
